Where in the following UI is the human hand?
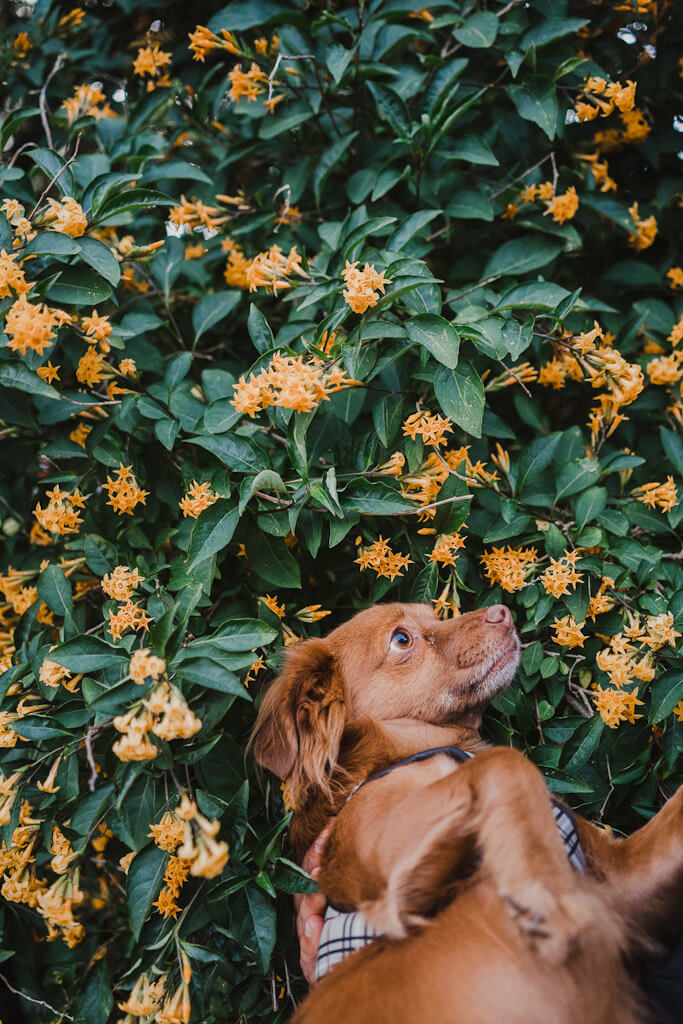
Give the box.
[294,820,335,986]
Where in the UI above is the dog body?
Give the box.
[252,603,683,1023]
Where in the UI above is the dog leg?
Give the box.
[574,784,683,946]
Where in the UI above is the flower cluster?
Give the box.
[33,485,87,538]
[627,202,658,251]
[112,682,201,761]
[188,25,238,61]
[402,410,454,447]
[5,294,70,356]
[102,564,144,601]
[551,615,586,648]
[572,76,650,150]
[41,196,88,237]
[133,42,172,90]
[104,463,149,515]
[355,537,412,580]
[539,550,583,598]
[513,181,579,224]
[342,261,390,314]
[245,244,307,294]
[429,532,466,566]
[180,480,220,518]
[480,546,538,593]
[232,352,357,416]
[129,648,166,685]
[632,477,678,512]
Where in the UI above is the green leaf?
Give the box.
[367,82,411,137]
[555,459,600,502]
[23,232,80,257]
[37,564,74,627]
[74,961,112,1024]
[439,134,499,166]
[193,291,241,343]
[574,487,607,532]
[521,18,588,49]
[445,190,494,221]
[28,147,76,195]
[326,44,354,85]
[49,636,127,673]
[244,886,277,971]
[508,76,558,140]
[247,303,275,354]
[204,619,279,651]
[246,532,301,588]
[127,846,166,942]
[175,657,248,697]
[77,236,121,286]
[406,313,460,369]
[45,267,114,305]
[650,672,683,724]
[186,434,270,474]
[434,361,485,437]
[342,480,416,516]
[187,501,240,571]
[517,433,561,492]
[563,715,604,773]
[313,131,358,202]
[0,363,59,399]
[239,470,288,514]
[94,188,174,223]
[453,11,498,48]
[388,210,441,250]
[484,236,563,278]
[660,427,683,478]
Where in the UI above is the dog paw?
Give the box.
[503,883,594,964]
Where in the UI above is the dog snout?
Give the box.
[484,604,512,626]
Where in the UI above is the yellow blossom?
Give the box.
[43,197,87,238]
[228,62,267,102]
[667,267,683,290]
[102,565,144,601]
[5,294,68,356]
[544,186,579,224]
[34,485,86,536]
[552,615,586,648]
[108,601,153,641]
[480,546,538,593]
[130,648,166,685]
[104,463,149,515]
[149,811,185,852]
[628,202,657,251]
[632,477,678,513]
[429,532,466,566]
[232,352,357,417]
[76,347,107,386]
[180,480,220,518]
[188,25,238,61]
[81,310,112,341]
[355,537,412,580]
[402,410,453,447]
[342,260,390,314]
[591,685,644,728]
[0,249,33,298]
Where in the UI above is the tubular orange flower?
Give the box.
[355,537,412,580]
[429,532,466,566]
[34,485,86,537]
[480,546,538,593]
[180,480,219,518]
[342,260,390,314]
[130,648,166,685]
[5,294,68,356]
[402,410,453,447]
[104,464,149,515]
[109,601,153,641]
[0,250,33,298]
[632,477,678,513]
[102,565,144,601]
[552,615,586,648]
[42,197,88,238]
[591,685,644,728]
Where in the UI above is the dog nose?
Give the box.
[484,604,511,625]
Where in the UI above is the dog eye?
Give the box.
[390,628,412,650]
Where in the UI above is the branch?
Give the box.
[0,974,73,1021]
[38,53,65,150]
[84,727,98,792]
[29,132,84,219]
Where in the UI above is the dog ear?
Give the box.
[251,637,346,806]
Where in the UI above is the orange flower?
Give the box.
[179,480,219,518]
[342,261,390,314]
[355,537,412,580]
[104,464,149,515]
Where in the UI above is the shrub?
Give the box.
[0,0,681,1020]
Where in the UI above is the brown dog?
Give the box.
[252,603,683,1024]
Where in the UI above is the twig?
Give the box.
[273,183,291,234]
[38,53,65,150]
[599,755,614,820]
[266,53,315,106]
[447,273,502,303]
[7,140,37,167]
[29,131,83,219]
[489,152,555,200]
[0,974,73,1021]
[84,727,98,792]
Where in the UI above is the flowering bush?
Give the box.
[0,1,682,1020]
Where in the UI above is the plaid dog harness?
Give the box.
[315,746,586,982]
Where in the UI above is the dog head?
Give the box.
[251,602,519,804]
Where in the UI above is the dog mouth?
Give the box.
[470,639,520,693]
